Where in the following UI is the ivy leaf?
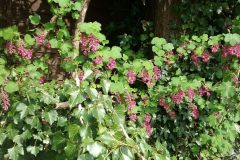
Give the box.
[86,88,98,100]
[16,103,28,119]
[92,104,106,123]
[69,90,85,108]
[68,124,80,140]
[101,79,111,95]
[43,110,58,125]
[52,131,66,150]
[4,81,19,93]
[64,142,77,157]
[26,146,42,156]
[7,145,24,160]
[29,14,41,25]
[83,69,93,80]
[87,142,105,158]
[97,134,116,146]
[0,132,7,145]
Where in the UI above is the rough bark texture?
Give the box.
[153,0,180,38]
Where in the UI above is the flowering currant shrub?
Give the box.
[0,1,240,160]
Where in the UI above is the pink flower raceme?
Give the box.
[129,113,137,122]
[79,33,100,56]
[39,76,46,84]
[144,114,152,136]
[0,88,10,111]
[6,42,15,54]
[35,34,45,46]
[153,66,161,80]
[16,43,33,59]
[114,93,122,104]
[125,92,136,110]
[127,70,136,84]
[202,51,211,62]
[141,69,149,84]
[46,41,51,49]
[158,98,166,107]
[171,90,185,105]
[169,111,176,119]
[210,44,219,53]
[79,71,84,81]
[191,53,199,66]
[106,58,116,70]
[94,56,103,65]
[222,44,240,58]
[190,104,199,120]
[186,89,195,102]
[198,86,211,97]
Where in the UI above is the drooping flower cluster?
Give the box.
[222,44,240,58]
[106,57,116,70]
[126,70,137,84]
[125,92,136,110]
[198,86,211,97]
[171,90,185,105]
[189,103,199,119]
[79,70,84,81]
[79,33,100,56]
[153,66,161,80]
[191,53,199,65]
[210,44,219,53]
[129,113,137,122]
[202,51,211,62]
[186,89,195,102]
[114,93,122,104]
[6,41,33,59]
[35,34,45,46]
[94,56,103,65]
[143,114,152,136]
[0,88,10,111]
[141,69,150,84]
[158,98,176,119]
[39,76,46,84]
[6,42,15,54]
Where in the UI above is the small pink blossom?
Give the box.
[0,88,10,111]
[126,70,137,84]
[106,58,116,70]
[129,113,137,122]
[202,51,211,62]
[171,90,185,105]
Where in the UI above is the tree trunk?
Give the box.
[153,0,180,38]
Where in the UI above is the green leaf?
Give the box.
[2,26,18,40]
[151,37,167,47]
[110,82,125,94]
[52,131,66,150]
[83,69,93,80]
[68,124,80,140]
[49,39,59,48]
[92,104,106,123]
[163,43,174,51]
[87,142,105,158]
[101,79,111,95]
[4,81,19,93]
[43,110,58,125]
[216,81,235,98]
[97,134,116,146]
[7,145,24,160]
[29,14,41,25]
[73,2,82,10]
[224,33,240,46]
[16,103,28,119]
[57,0,70,7]
[0,132,7,145]
[26,146,42,156]
[86,88,98,100]
[69,90,85,108]
[64,142,77,157]
[24,34,35,45]
[110,46,122,59]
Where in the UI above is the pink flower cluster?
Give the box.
[140,66,161,86]
[39,76,46,84]
[114,93,122,104]
[94,56,103,65]
[189,103,199,119]
[129,113,137,122]
[106,58,116,70]
[35,34,45,46]
[79,34,100,56]
[125,92,136,110]
[210,44,219,53]
[198,86,211,97]
[126,70,137,84]
[144,114,152,136]
[0,88,10,111]
[191,51,211,65]
[153,66,161,80]
[222,44,240,58]
[79,70,84,81]
[171,90,185,105]
[158,98,176,119]
[6,41,33,59]
[186,89,195,102]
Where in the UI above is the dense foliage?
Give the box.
[0,0,239,159]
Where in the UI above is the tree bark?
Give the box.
[153,0,180,38]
